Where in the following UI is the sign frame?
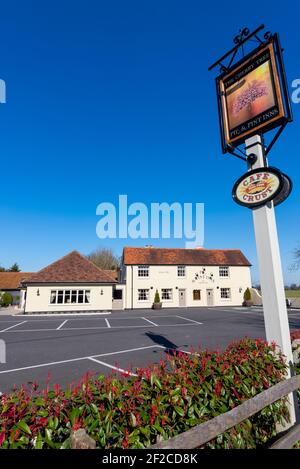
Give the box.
[216,34,292,153]
[232,166,285,208]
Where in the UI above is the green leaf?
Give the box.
[17,420,32,435]
[174,406,185,417]
[131,413,137,427]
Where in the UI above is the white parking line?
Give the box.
[105,318,111,328]
[176,315,203,325]
[88,357,138,377]
[0,321,27,333]
[3,322,203,333]
[57,320,68,330]
[0,345,163,375]
[142,317,158,326]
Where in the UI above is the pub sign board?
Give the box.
[216,35,291,152]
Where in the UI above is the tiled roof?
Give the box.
[0,272,33,290]
[123,247,251,266]
[21,251,117,285]
[103,270,119,281]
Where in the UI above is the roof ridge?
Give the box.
[22,250,117,284]
[80,252,119,282]
[123,247,243,252]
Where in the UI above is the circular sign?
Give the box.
[232,167,286,208]
[273,172,293,207]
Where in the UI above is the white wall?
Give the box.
[124,265,251,309]
[25,284,113,313]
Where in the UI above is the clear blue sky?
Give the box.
[0,0,299,284]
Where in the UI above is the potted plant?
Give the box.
[152,289,162,310]
[243,287,253,307]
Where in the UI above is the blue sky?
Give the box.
[0,0,299,284]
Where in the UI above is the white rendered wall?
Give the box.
[25,284,113,313]
[124,265,251,309]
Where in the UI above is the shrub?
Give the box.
[243,288,251,301]
[154,290,161,303]
[0,338,291,449]
[0,292,13,307]
[291,330,300,341]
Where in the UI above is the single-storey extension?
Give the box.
[21,251,117,313]
[0,272,33,305]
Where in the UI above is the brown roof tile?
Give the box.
[0,272,33,290]
[103,270,119,281]
[123,247,251,266]
[22,251,117,285]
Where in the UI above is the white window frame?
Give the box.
[219,266,229,277]
[138,289,150,301]
[49,289,91,305]
[138,265,149,277]
[177,266,186,277]
[161,288,173,301]
[220,288,231,299]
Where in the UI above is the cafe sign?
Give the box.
[232,167,291,208]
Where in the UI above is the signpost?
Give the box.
[245,135,296,424]
[209,26,297,425]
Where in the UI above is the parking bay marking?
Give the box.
[3,321,204,332]
[141,317,158,326]
[0,321,27,333]
[88,357,138,377]
[56,320,68,330]
[0,345,165,375]
[175,316,203,325]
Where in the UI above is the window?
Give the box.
[49,289,91,305]
[219,266,229,277]
[220,288,231,299]
[50,291,56,304]
[64,290,71,304]
[177,266,186,277]
[71,291,77,303]
[193,289,201,300]
[161,289,172,300]
[138,289,149,301]
[138,265,149,277]
[78,290,84,304]
[113,289,123,300]
[57,290,64,304]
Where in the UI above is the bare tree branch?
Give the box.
[87,247,120,270]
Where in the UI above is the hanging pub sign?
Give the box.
[216,35,291,152]
[232,167,292,208]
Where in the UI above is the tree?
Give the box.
[8,263,21,272]
[0,292,13,307]
[290,247,300,272]
[0,265,5,272]
[87,248,120,270]
[243,288,251,301]
[154,290,161,303]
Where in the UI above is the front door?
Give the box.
[206,289,214,306]
[179,289,186,307]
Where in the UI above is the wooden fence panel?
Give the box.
[151,375,300,449]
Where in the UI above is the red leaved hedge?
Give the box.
[0,338,293,449]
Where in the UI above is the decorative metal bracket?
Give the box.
[208,25,268,74]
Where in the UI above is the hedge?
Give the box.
[0,338,295,449]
